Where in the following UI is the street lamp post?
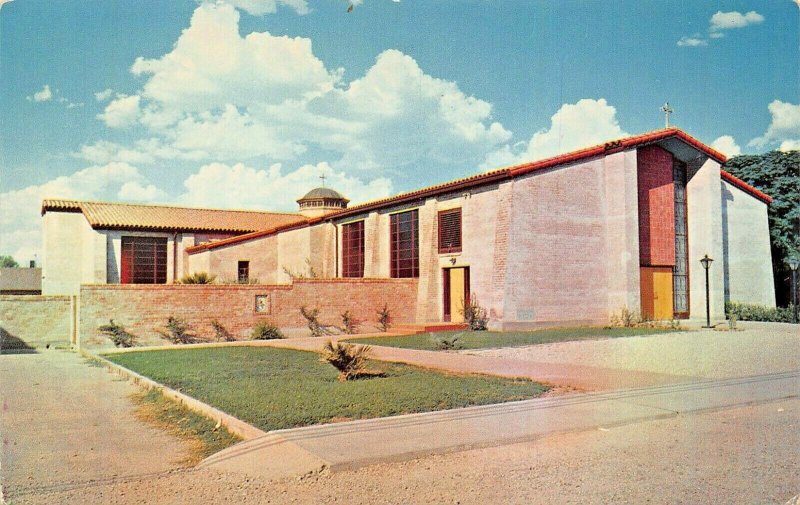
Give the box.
[700,254,714,328]
[789,257,799,324]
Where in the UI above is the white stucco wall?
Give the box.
[42,211,86,295]
[277,227,312,283]
[687,158,726,321]
[721,180,775,307]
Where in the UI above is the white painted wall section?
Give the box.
[721,180,775,307]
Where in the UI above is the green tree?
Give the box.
[0,255,19,268]
[723,150,799,306]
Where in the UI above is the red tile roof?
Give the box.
[185,128,771,253]
[41,199,306,233]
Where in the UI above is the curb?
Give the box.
[78,348,267,441]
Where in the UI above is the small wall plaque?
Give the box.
[255,294,271,314]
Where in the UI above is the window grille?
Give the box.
[121,236,167,284]
[390,210,419,278]
[342,221,365,277]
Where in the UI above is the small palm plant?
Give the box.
[320,340,372,381]
[178,272,216,284]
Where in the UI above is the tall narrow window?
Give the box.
[342,221,365,278]
[673,161,689,317]
[238,261,250,283]
[390,209,419,278]
[120,236,167,284]
[438,208,462,254]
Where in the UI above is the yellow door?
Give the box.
[640,267,674,320]
[652,270,674,320]
[449,268,466,323]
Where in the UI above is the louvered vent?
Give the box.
[438,209,462,254]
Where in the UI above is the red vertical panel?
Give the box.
[464,267,470,307]
[120,238,133,284]
[637,145,676,266]
[443,269,451,322]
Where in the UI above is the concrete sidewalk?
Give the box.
[246,337,698,390]
[201,369,800,481]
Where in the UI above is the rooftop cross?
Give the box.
[661,102,674,128]
[319,172,327,188]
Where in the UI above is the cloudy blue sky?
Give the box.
[1,0,798,263]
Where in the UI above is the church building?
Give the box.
[41,128,775,328]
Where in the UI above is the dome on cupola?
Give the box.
[296,187,349,218]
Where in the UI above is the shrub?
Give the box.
[727,312,738,330]
[178,272,216,284]
[282,258,318,280]
[300,306,335,337]
[98,319,137,348]
[252,321,284,340]
[376,303,391,332]
[340,310,360,334]
[609,307,642,328]
[432,333,464,350]
[160,316,200,344]
[725,301,795,323]
[461,295,488,331]
[211,319,236,342]
[319,340,374,381]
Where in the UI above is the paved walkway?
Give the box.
[105,334,697,391]
[0,350,188,500]
[201,369,800,480]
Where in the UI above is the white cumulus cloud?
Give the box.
[677,36,707,47]
[131,4,336,113]
[178,161,392,210]
[750,100,800,151]
[27,84,53,102]
[678,10,764,47]
[94,88,114,101]
[219,0,309,15]
[118,181,168,201]
[0,163,158,262]
[711,135,742,157]
[709,10,764,34]
[98,94,141,128]
[483,98,628,168]
[90,3,509,180]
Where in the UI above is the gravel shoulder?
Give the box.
[0,350,189,500]
[466,322,800,379]
[10,398,799,505]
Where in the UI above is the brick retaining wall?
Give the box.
[0,295,73,350]
[79,279,418,349]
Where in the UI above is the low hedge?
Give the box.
[725,301,796,323]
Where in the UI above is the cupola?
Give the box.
[296,187,349,218]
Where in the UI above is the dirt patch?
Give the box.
[132,389,242,466]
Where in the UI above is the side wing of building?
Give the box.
[721,179,776,307]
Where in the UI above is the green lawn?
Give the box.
[348,327,679,351]
[105,347,547,432]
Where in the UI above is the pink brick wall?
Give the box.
[79,279,418,348]
[637,145,675,266]
[504,159,612,325]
